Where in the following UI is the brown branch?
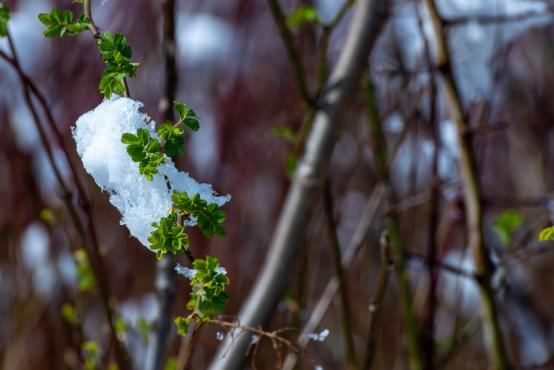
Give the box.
[422,0,510,368]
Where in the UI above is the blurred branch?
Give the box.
[145,1,180,369]
[422,0,511,368]
[363,230,392,370]
[444,9,554,27]
[437,315,482,368]
[0,33,132,370]
[283,184,385,370]
[266,0,313,106]
[365,76,423,370]
[209,1,388,368]
[323,179,357,369]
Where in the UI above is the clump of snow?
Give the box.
[72,97,230,249]
[308,328,330,342]
[215,331,224,341]
[175,264,195,279]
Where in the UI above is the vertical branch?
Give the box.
[265,0,313,106]
[363,231,392,370]
[323,179,357,369]
[210,1,388,368]
[422,1,510,368]
[365,77,423,370]
[1,33,132,370]
[414,5,440,368]
[145,1,179,369]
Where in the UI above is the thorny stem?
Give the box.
[422,0,510,368]
[323,179,357,369]
[1,33,132,370]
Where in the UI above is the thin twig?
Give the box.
[323,178,357,369]
[363,231,392,370]
[265,0,313,106]
[422,0,510,368]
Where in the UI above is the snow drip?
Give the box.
[72,97,230,249]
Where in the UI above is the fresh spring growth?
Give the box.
[158,101,200,157]
[98,31,139,98]
[174,256,230,335]
[121,128,165,180]
[82,341,101,370]
[38,8,89,38]
[73,97,230,249]
[0,5,10,37]
[148,213,190,259]
[538,226,554,241]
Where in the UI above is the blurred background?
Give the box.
[2,0,554,369]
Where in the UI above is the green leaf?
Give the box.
[148,213,190,259]
[287,5,320,29]
[493,209,523,247]
[158,122,185,157]
[61,303,79,325]
[75,249,95,292]
[0,6,10,37]
[284,152,297,178]
[82,341,101,370]
[175,316,192,336]
[272,126,297,143]
[121,129,165,180]
[38,8,89,38]
[173,101,200,131]
[97,32,139,98]
[172,191,227,237]
[538,226,554,241]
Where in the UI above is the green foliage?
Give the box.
[157,123,185,157]
[284,152,297,178]
[187,256,230,320]
[172,191,227,237]
[75,249,95,292]
[82,341,101,370]
[175,256,230,335]
[164,358,178,370]
[272,126,297,143]
[0,5,10,37]
[38,8,89,38]
[61,303,79,325]
[538,226,554,241]
[136,317,151,343]
[121,128,165,180]
[115,315,127,341]
[174,101,200,131]
[174,315,191,336]
[287,5,320,28]
[97,32,139,98]
[148,213,190,259]
[493,209,523,247]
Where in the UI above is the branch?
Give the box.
[266,0,313,106]
[209,1,387,368]
[422,0,510,368]
[282,184,385,370]
[323,179,357,369]
[0,34,132,370]
[145,1,179,369]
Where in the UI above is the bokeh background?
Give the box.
[2,0,554,369]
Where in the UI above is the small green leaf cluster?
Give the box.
[174,256,230,335]
[148,213,190,259]
[38,8,89,38]
[61,303,79,325]
[75,249,95,292]
[0,5,10,37]
[158,101,200,157]
[287,5,320,28]
[98,32,139,98]
[172,191,227,237]
[493,209,523,247]
[538,226,554,241]
[82,341,101,370]
[121,128,165,180]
